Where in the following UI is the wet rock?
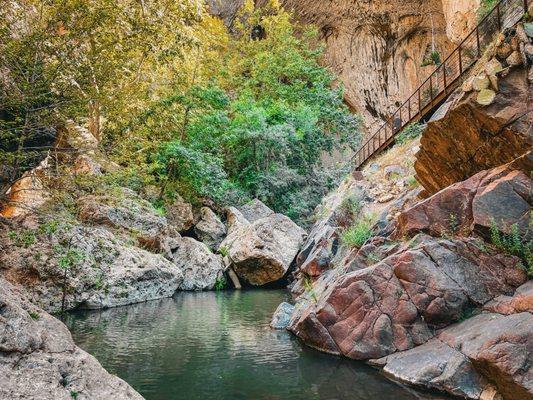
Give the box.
[238,199,274,223]
[172,237,225,291]
[0,278,143,400]
[438,312,533,400]
[194,207,226,250]
[288,235,526,360]
[382,339,489,399]
[167,196,194,233]
[270,302,295,329]
[221,214,306,286]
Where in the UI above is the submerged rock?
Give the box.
[220,213,306,286]
[270,302,295,330]
[0,278,143,400]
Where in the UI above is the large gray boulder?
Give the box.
[238,199,274,222]
[0,278,143,400]
[194,207,226,250]
[220,213,306,286]
[1,224,183,312]
[172,237,225,291]
[78,188,168,238]
[166,195,194,233]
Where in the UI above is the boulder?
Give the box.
[224,206,249,236]
[238,199,274,222]
[288,235,526,360]
[396,163,532,240]
[296,224,339,278]
[194,207,226,250]
[172,237,225,291]
[414,67,531,196]
[0,278,143,400]
[78,189,168,238]
[221,214,306,286]
[477,89,496,106]
[270,302,295,330]
[1,224,183,312]
[166,196,194,232]
[382,339,489,399]
[72,154,102,176]
[438,313,533,400]
[506,51,523,66]
[484,281,533,315]
[472,75,490,91]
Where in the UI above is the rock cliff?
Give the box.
[209,0,481,133]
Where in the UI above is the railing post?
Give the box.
[429,76,434,108]
[476,27,481,57]
[443,63,448,95]
[418,89,422,118]
[408,97,412,121]
[458,45,463,75]
[525,0,529,13]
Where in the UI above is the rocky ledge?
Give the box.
[0,278,142,399]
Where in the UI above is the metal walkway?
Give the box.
[353,0,530,169]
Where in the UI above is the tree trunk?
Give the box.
[88,100,101,141]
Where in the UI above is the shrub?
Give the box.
[342,215,375,248]
[490,219,533,277]
[214,276,227,291]
[395,123,424,145]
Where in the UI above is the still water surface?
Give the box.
[65,290,450,400]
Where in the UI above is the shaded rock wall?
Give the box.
[207,0,480,132]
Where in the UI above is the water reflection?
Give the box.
[65,290,450,400]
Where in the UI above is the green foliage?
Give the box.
[218,246,229,258]
[38,219,60,236]
[57,247,85,271]
[303,275,318,303]
[421,51,442,67]
[342,215,375,248]
[407,176,419,188]
[9,229,36,248]
[490,219,533,277]
[395,123,424,145]
[214,276,227,291]
[122,3,360,224]
[478,0,498,20]
[340,194,363,219]
[28,310,40,320]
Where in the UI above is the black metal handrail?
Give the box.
[353,0,529,169]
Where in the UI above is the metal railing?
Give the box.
[353,0,529,169]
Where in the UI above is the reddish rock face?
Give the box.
[438,312,533,400]
[288,235,527,361]
[395,160,532,241]
[484,281,533,315]
[415,67,532,196]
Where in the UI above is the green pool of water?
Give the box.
[64,290,449,400]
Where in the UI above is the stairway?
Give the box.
[353,0,530,170]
